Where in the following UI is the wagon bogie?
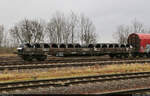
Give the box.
[35,55,47,61]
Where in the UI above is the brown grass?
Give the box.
[0,54,17,57]
[0,47,16,56]
[0,63,150,83]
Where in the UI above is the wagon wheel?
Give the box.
[109,54,114,58]
[36,57,45,61]
[115,55,119,58]
[139,54,143,57]
[36,55,47,61]
[146,53,150,58]
[132,53,137,58]
[116,54,122,59]
[124,54,129,58]
[22,55,33,61]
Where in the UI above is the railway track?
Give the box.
[0,56,149,66]
[1,71,150,93]
[0,56,149,65]
[0,56,108,61]
[0,59,150,70]
[0,56,111,65]
[96,87,150,95]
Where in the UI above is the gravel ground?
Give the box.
[4,77,150,94]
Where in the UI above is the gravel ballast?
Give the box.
[5,77,150,94]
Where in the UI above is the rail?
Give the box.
[0,59,150,70]
[1,71,150,93]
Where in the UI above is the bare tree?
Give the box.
[46,12,71,44]
[114,19,146,44]
[0,25,4,47]
[113,25,131,44]
[69,11,78,43]
[62,20,71,44]
[46,22,57,43]
[131,19,146,33]
[3,29,10,47]
[63,11,79,44]
[46,12,97,45]
[10,19,45,44]
[47,12,62,43]
[79,14,97,45]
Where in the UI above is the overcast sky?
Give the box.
[0,0,150,42]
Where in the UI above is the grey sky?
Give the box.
[0,0,150,42]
